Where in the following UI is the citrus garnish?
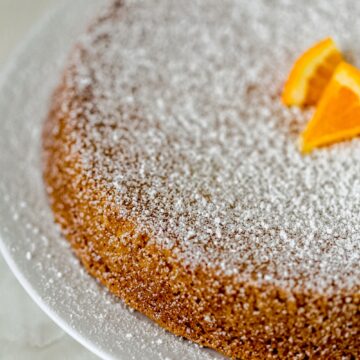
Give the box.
[301,62,360,153]
[282,37,343,106]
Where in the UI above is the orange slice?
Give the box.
[282,37,343,106]
[301,62,360,153]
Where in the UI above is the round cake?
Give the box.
[43,0,360,358]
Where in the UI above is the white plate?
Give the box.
[0,1,223,359]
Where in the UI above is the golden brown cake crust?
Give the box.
[43,1,359,358]
[43,73,359,360]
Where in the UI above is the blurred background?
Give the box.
[0,1,97,358]
[0,0,55,65]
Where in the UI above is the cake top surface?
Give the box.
[62,0,360,294]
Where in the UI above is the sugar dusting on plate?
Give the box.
[0,0,225,358]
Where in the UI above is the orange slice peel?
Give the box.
[282,37,343,106]
[300,62,360,153]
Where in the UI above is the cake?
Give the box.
[42,0,360,358]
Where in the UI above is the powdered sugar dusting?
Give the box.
[0,0,226,358]
[59,0,360,294]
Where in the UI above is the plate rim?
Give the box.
[0,1,109,359]
[0,239,109,360]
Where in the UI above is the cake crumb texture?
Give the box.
[43,0,359,358]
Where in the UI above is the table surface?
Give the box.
[0,1,98,359]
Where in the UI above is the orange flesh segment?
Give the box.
[282,37,343,106]
[301,62,360,153]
